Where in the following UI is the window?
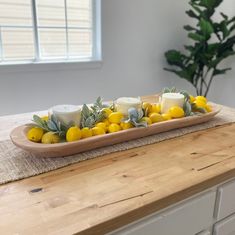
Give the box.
[0,0,101,64]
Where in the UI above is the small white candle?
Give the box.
[51,105,81,126]
[161,93,185,114]
[116,97,142,116]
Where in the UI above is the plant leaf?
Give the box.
[213,68,231,76]
[188,32,205,41]
[199,18,214,39]
[186,10,199,19]
[184,25,196,31]
[165,50,187,68]
[162,87,171,93]
[183,101,192,116]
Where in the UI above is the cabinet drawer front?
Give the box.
[110,192,216,235]
[217,179,235,220]
[214,213,235,235]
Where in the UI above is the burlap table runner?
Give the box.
[1,104,235,185]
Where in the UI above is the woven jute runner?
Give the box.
[1,104,235,185]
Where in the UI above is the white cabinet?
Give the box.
[110,192,216,235]
[213,213,235,235]
[109,178,235,235]
[216,179,235,220]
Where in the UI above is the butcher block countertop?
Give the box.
[1,95,235,235]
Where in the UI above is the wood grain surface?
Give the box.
[0,95,235,235]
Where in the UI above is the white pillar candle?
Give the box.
[116,97,142,116]
[161,93,185,114]
[51,105,81,126]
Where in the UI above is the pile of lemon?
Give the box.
[190,95,212,112]
[27,95,212,144]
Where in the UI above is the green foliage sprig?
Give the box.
[164,0,235,97]
[30,115,69,137]
[80,97,107,128]
[122,108,147,127]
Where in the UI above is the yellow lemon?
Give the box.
[149,103,161,113]
[108,123,121,133]
[140,117,152,125]
[149,113,164,123]
[120,122,134,130]
[162,113,172,121]
[108,112,124,124]
[103,119,110,127]
[189,95,196,103]
[142,102,152,110]
[92,126,106,136]
[196,96,207,103]
[205,104,212,113]
[102,108,113,116]
[81,127,93,139]
[66,126,82,142]
[169,106,185,118]
[194,99,207,109]
[142,102,152,115]
[41,132,60,144]
[27,127,44,143]
[41,116,49,121]
[95,122,107,132]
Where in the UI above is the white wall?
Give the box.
[0,0,235,116]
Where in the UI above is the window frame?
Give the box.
[0,0,102,68]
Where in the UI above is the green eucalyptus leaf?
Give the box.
[162,87,171,93]
[132,120,148,128]
[33,115,44,125]
[170,87,177,93]
[47,120,58,131]
[183,101,192,116]
[180,90,190,101]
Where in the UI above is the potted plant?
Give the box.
[164,0,235,97]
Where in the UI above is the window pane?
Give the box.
[0,0,32,26]
[39,28,66,58]
[68,29,92,58]
[36,0,65,27]
[1,27,34,60]
[0,0,96,63]
[67,0,92,28]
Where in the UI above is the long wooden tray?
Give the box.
[10,103,221,158]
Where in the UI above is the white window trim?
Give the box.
[0,0,102,71]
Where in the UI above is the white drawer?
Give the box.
[217,179,235,220]
[213,213,235,235]
[110,191,216,235]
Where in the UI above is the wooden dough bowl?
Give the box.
[10,104,220,158]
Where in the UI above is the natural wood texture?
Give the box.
[0,95,235,235]
[10,97,220,157]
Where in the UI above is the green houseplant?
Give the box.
[164,0,235,97]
